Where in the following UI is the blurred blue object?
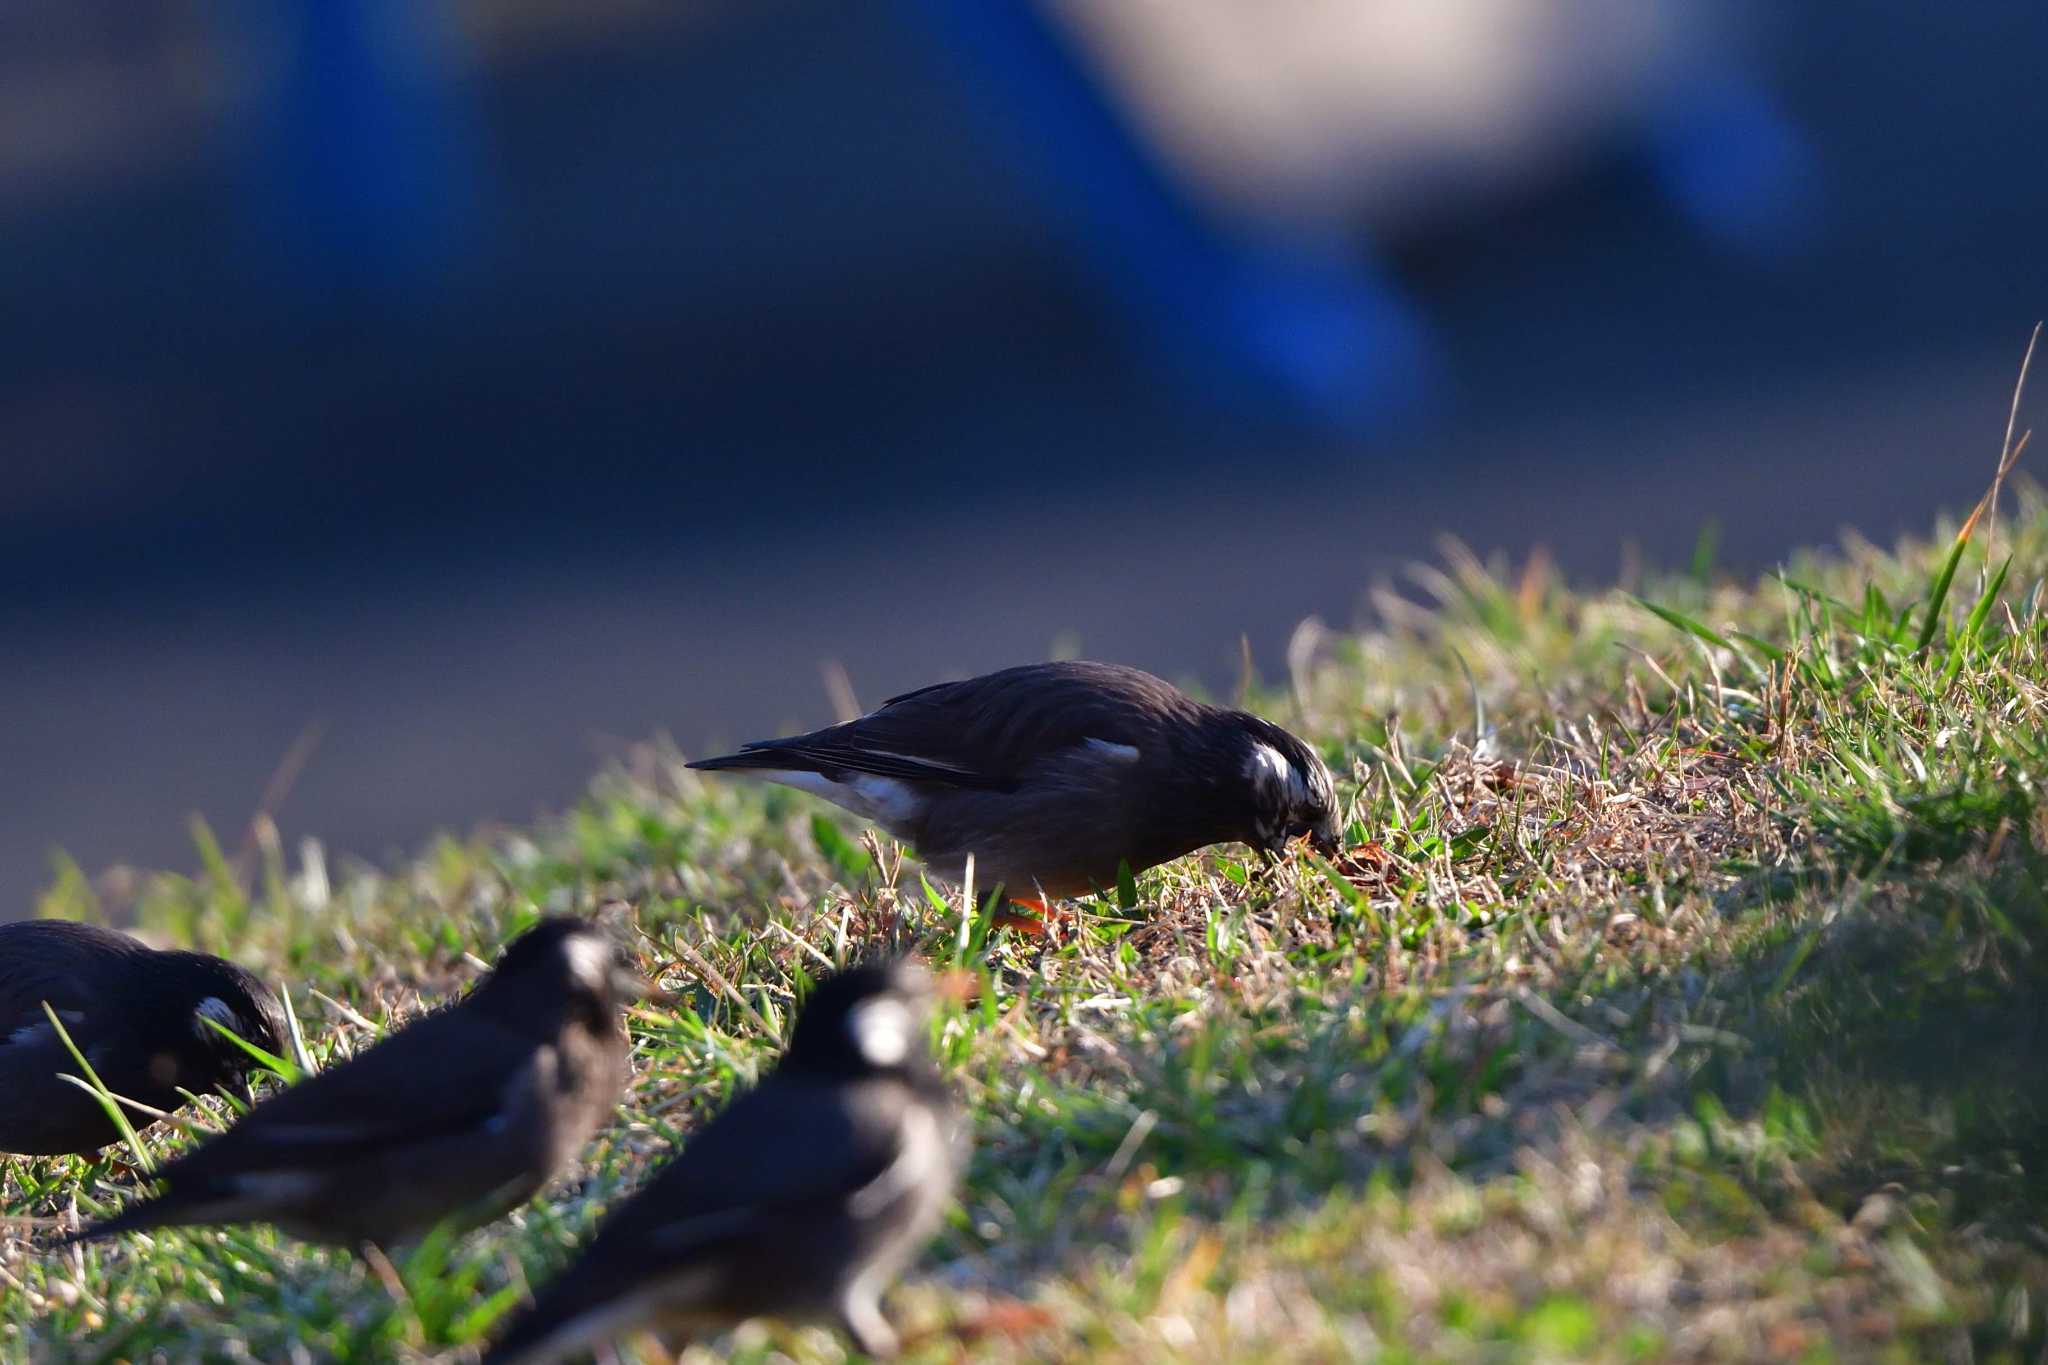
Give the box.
[223,0,485,306]
[896,0,1435,437]
[1644,73,1822,258]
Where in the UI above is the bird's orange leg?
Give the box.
[992,896,1055,935]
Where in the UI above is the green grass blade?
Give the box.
[808,813,867,881]
[200,1015,299,1083]
[1115,859,1139,911]
[1941,555,2011,684]
[1633,596,1736,652]
[1730,631,1785,663]
[1913,532,1970,654]
[1308,853,1383,934]
[277,983,315,1078]
[44,1002,153,1172]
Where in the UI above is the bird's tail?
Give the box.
[60,1175,271,1248]
[481,1266,652,1365]
[57,1195,175,1248]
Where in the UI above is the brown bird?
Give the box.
[0,920,286,1156]
[482,961,961,1363]
[689,661,1341,920]
[72,917,640,1249]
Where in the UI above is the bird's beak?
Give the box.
[1308,827,1341,859]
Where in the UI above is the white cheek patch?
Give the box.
[1248,742,1323,808]
[1247,743,1293,795]
[848,997,914,1068]
[562,935,616,994]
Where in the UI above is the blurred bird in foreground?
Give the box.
[483,961,963,1364]
[689,661,1341,925]
[72,918,639,1248]
[0,920,286,1156]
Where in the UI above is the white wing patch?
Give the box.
[192,996,241,1041]
[848,775,926,826]
[748,769,926,830]
[7,1010,84,1048]
[1083,737,1141,764]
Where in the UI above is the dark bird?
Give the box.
[483,961,962,1364]
[73,917,640,1248]
[0,920,286,1157]
[689,661,1342,913]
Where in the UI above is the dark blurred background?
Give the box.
[3,0,2043,913]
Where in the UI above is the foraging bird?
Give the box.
[689,661,1342,909]
[482,961,961,1364]
[0,920,286,1157]
[73,917,639,1248]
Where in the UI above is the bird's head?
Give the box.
[162,952,289,1098]
[483,918,648,1029]
[786,960,960,1078]
[1228,715,1342,863]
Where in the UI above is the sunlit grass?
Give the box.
[6,467,2048,1361]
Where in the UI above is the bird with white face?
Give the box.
[482,960,964,1364]
[688,660,1343,920]
[72,917,642,1249]
[0,921,286,1157]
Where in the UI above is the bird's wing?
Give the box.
[484,1077,916,1364]
[713,661,1195,788]
[153,1006,541,1181]
[0,924,136,1044]
[596,1076,903,1252]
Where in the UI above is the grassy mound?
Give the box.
[6,477,2046,1362]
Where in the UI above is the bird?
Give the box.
[688,661,1343,917]
[481,960,962,1364]
[0,920,287,1157]
[71,917,641,1249]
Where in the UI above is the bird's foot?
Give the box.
[949,1297,1060,1342]
[992,897,1054,935]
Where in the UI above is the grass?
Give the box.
[6,471,2048,1362]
